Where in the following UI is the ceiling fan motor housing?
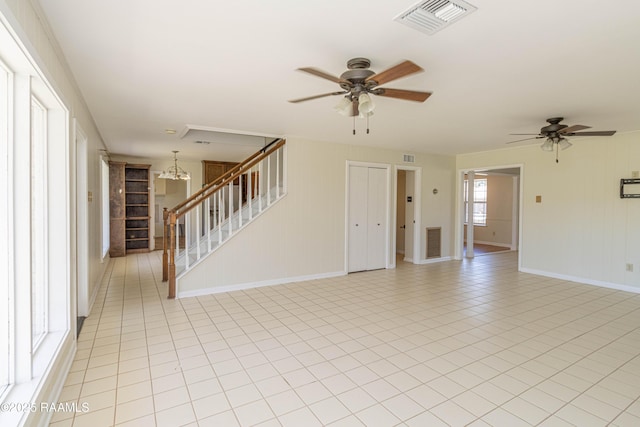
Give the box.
[541,117,567,135]
[340,58,379,95]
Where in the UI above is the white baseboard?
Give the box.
[417,256,453,265]
[87,261,110,316]
[177,270,347,298]
[520,267,640,294]
[465,240,511,248]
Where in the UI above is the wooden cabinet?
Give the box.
[202,160,239,186]
[202,159,259,202]
[125,164,151,253]
[109,161,126,257]
[109,162,151,257]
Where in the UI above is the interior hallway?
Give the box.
[51,252,640,426]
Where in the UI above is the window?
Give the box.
[1,16,71,424]
[101,158,110,259]
[464,177,487,226]
[31,96,48,349]
[0,53,10,398]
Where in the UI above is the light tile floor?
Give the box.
[51,251,640,426]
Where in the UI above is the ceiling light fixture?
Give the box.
[540,138,554,152]
[358,93,375,115]
[334,93,376,135]
[159,150,190,180]
[558,137,572,151]
[541,136,573,163]
[334,96,353,116]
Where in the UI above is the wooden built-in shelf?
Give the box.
[110,162,151,256]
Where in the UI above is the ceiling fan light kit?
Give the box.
[540,139,554,152]
[358,93,375,115]
[290,57,432,135]
[508,117,616,163]
[333,97,353,116]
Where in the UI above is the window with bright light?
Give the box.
[0,56,10,397]
[101,158,110,259]
[1,16,71,424]
[31,96,48,349]
[464,178,487,226]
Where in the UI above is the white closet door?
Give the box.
[366,167,387,270]
[348,166,369,272]
[348,165,387,272]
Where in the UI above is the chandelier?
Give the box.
[159,150,190,180]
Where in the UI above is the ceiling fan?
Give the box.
[507,117,616,162]
[289,58,432,134]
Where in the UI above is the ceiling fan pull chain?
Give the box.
[367,114,370,134]
[353,116,356,135]
[556,144,559,163]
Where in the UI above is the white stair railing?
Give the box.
[163,139,286,298]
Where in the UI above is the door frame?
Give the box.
[455,164,524,269]
[392,165,422,267]
[149,171,191,251]
[345,161,391,273]
[74,120,89,317]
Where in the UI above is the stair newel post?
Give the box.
[168,211,177,299]
[162,208,169,282]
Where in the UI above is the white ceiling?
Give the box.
[36,0,640,161]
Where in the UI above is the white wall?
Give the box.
[465,174,515,246]
[1,1,109,425]
[178,137,456,295]
[457,132,640,289]
[3,0,110,310]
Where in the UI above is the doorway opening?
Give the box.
[150,172,189,250]
[75,123,89,332]
[394,166,421,266]
[457,166,522,263]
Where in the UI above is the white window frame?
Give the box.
[101,157,110,259]
[464,178,488,226]
[31,95,49,350]
[0,51,11,399]
[0,14,71,426]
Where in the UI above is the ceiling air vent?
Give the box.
[394,0,477,36]
[403,154,415,163]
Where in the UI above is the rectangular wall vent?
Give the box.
[403,154,415,163]
[426,227,442,258]
[394,0,477,36]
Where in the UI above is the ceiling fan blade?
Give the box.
[288,91,347,103]
[297,67,345,83]
[509,133,540,136]
[569,130,617,136]
[376,88,432,102]
[559,124,591,133]
[365,60,423,86]
[506,136,544,144]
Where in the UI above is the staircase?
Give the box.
[162,139,286,298]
